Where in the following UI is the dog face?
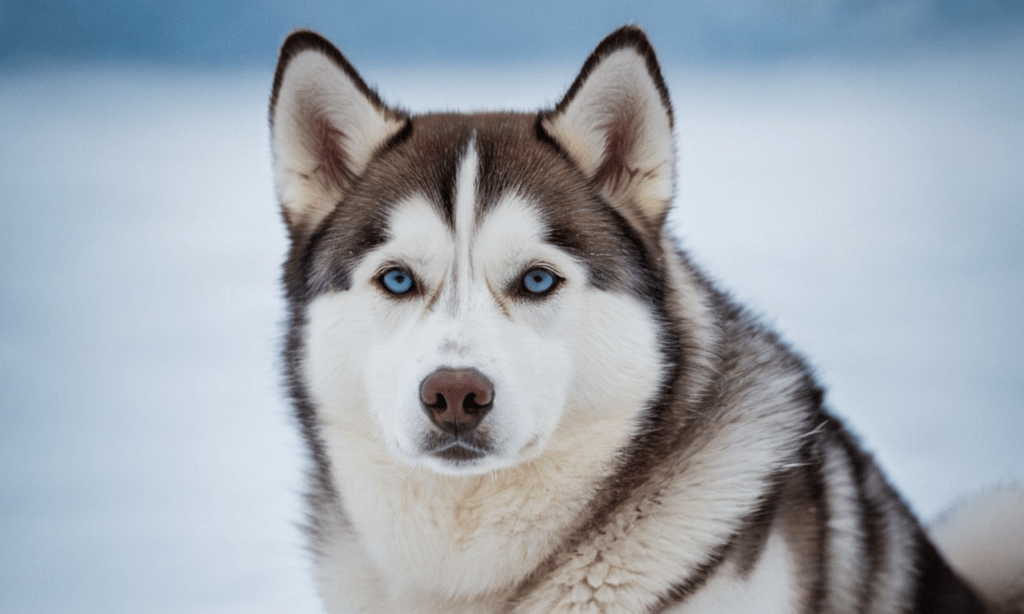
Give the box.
[271,30,677,476]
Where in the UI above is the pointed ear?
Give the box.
[270,31,409,237]
[539,26,675,234]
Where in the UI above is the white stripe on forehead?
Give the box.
[452,137,480,308]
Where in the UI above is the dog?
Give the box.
[268,26,1024,613]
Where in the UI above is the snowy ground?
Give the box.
[1,38,1022,612]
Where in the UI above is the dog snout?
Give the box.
[420,369,494,435]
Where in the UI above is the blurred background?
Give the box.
[1,1,1022,612]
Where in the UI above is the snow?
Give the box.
[1,39,1022,611]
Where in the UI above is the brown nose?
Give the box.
[420,369,494,435]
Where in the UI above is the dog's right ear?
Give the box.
[270,31,408,238]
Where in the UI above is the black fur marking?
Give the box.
[533,113,563,158]
[602,202,666,299]
[797,434,831,614]
[301,201,392,298]
[282,307,341,554]
[652,473,787,611]
[390,115,475,231]
[379,116,414,157]
[544,223,583,255]
[436,144,459,231]
[835,423,889,612]
[911,529,987,613]
[652,546,732,611]
[281,207,339,306]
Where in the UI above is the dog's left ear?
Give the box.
[540,26,675,235]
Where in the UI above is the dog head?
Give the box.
[271,27,677,476]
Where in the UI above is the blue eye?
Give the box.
[522,268,557,295]
[381,268,414,295]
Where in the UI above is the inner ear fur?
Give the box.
[270,30,409,238]
[539,26,676,236]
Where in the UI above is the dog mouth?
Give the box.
[419,431,494,463]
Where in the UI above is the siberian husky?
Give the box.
[269,26,1024,613]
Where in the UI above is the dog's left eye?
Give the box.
[521,268,559,296]
[380,267,415,295]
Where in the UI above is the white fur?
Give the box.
[453,137,478,310]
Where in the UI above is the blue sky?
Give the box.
[2,0,1022,67]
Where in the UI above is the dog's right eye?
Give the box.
[379,267,415,295]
